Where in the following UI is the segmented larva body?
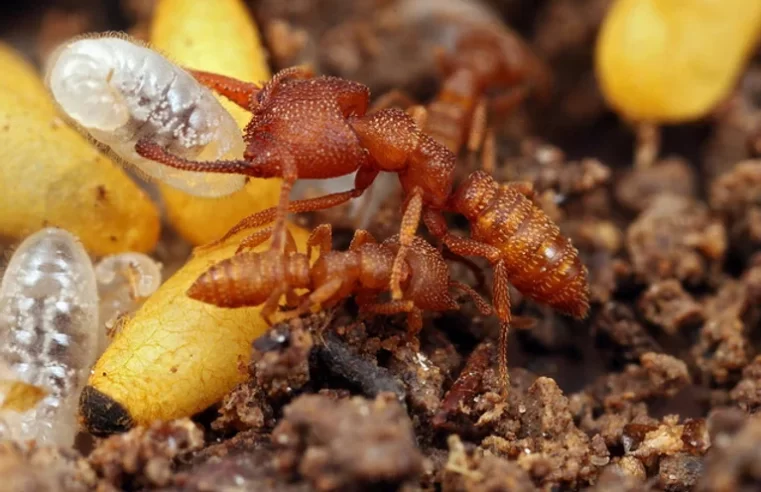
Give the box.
[45,34,246,198]
[0,228,99,446]
[451,171,589,317]
[94,252,162,348]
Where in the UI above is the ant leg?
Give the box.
[348,229,377,250]
[449,281,492,316]
[270,156,298,253]
[260,286,288,325]
[360,300,415,317]
[135,139,254,175]
[466,97,488,154]
[369,89,417,113]
[407,105,428,129]
[439,234,503,265]
[279,278,344,319]
[235,227,273,253]
[307,224,333,259]
[257,66,315,102]
[407,308,423,340]
[492,260,512,397]
[480,128,496,174]
[197,189,361,253]
[360,299,415,314]
[390,190,424,300]
[187,69,261,110]
[634,122,660,170]
[283,228,299,254]
[490,84,530,117]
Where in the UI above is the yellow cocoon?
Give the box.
[0,44,160,255]
[151,0,282,245]
[82,224,310,430]
[0,42,52,110]
[596,0,761,123]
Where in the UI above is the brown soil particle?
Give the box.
[168,431,311,492]
[710,159,761,255]
[481,377,609,489]
[729,355,761,412]
[590,353,691,410]
[638,279,705,335]
[272,392,424,491]
[250,314,322,401]
[659,453,704,492]
[87,419,204,489]
[212,380,274,434]
[500,140,611,200]
[690,279,756,385]
[0,442,97,492]
[697,413,761,491]
[441,435,537,492]
[627,194,727,287]
[592,302,661,363]
[615,157,698,214]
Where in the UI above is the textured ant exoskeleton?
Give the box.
[186,224,491,336]
[378,22,552,157]
[136,67,589,389]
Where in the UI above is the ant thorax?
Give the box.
[46,35,246,198]
[0,228,99,446]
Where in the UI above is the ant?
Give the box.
[186,224,492,338]
[375,23,552,157]
[135,51,587,391]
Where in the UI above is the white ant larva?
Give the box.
[45,33,247,198]
[0,228,99,447]
[94,252,162,350]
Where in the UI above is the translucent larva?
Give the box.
[0,228,99,447]
[95,252,162,348]
[45,34,246,198]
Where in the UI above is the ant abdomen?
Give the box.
[188,253,273,308]
[46,34,246,198]
[452,171,589,318]
[189,251,311,309]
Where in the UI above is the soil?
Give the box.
[2,0,761,491]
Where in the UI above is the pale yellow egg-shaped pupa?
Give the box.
[81,225,310,431]
[0,43,160,255]
[596,0,761,123]
[0,42,52,110]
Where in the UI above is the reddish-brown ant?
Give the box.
[376,23,552,156]
[186,224,491,336]
[135,60,587,390]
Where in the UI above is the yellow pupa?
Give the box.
[0,42,52,110]
[0,43,160,255]
[150,0,282,246]
[596,0,761,123]
[81,225,311,432]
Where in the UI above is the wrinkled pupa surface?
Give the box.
[0,228,99,446]
[46,34,246,198]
